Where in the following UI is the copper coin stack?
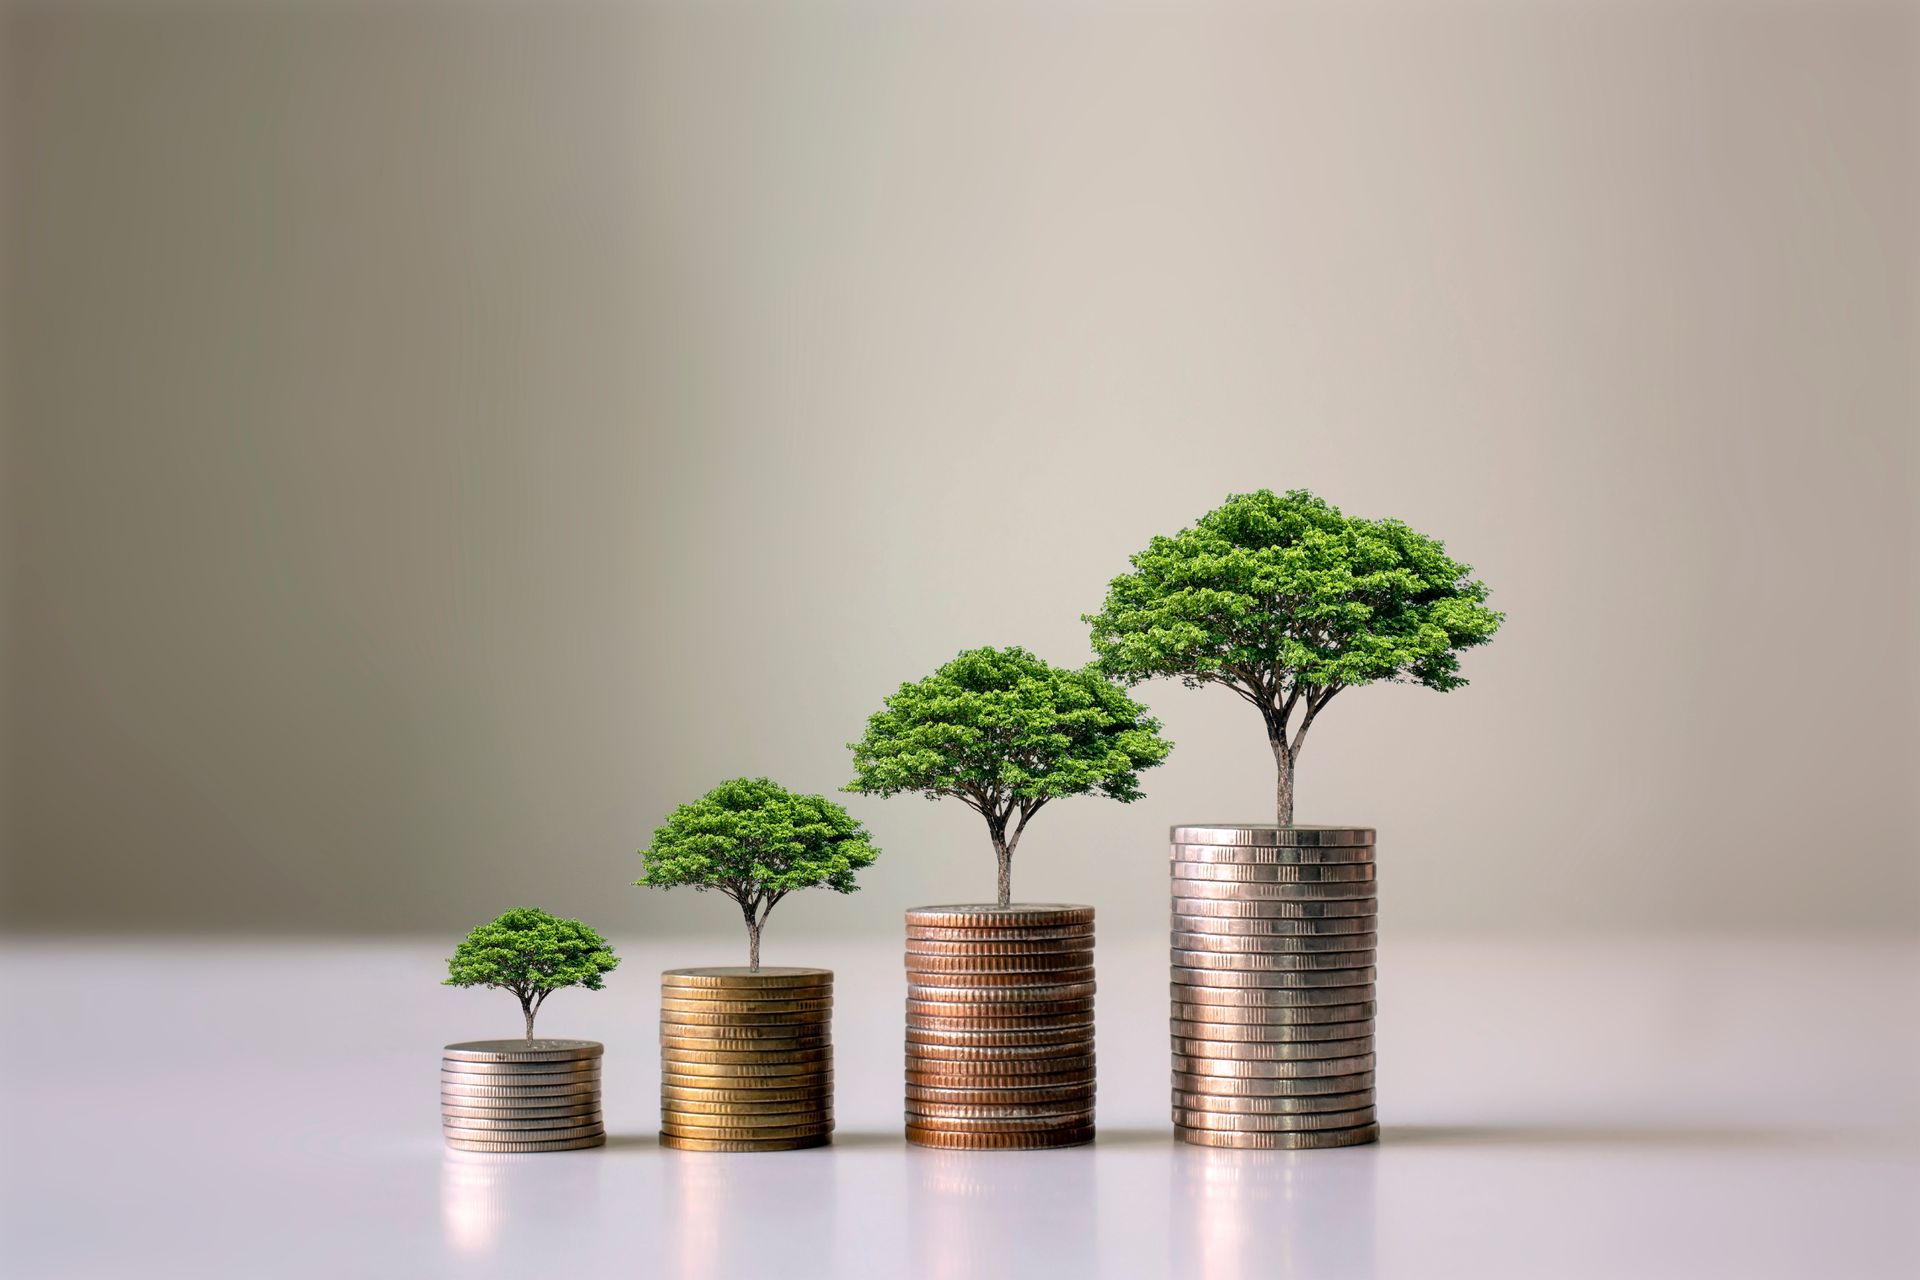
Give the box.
[441,1039,606,1152]
[659,967,834,1152]
[1170,825,1380,1149]
[904,903,1097,1150]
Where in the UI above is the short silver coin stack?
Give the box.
[1169,826,1379,1149]
[441,1039,606,1152]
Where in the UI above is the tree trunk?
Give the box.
[521,998,536,1045]
[748,920,762,972]
[994,838,1012,908]
[1272,740,1295,828]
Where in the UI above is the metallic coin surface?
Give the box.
[904,1053,1094,1077]
[906,938,1095,956]
[659,1046,833,1066]
[1172,862,1377,883]
[1171,826,1375,847]
[438,1058,602,1076]
[1175,1123,1379,1149]
[659,1132,830,1152]
[906,1000,1097,1022]
[908,1027,1095,1048]
[1172,1106,1377,1132]
[441,1101,603,1120]
[661,1072,832,1092]
[907,1067,1090,1090]
[1172,1089,1373,1114]
[907,1103,1094,1121]
[440,1073,602,1092]
[905,1125,1093,1149]
[1173,913,1378,936]
[1171,1000,1375,1024]
[441,1080,601,1099]
[661,1060,832,1080]
[443,1121,605,1141]
[661,1084,833,1105]
[1172,949,1375,971]
[1171,1069,1375,1097]
[908,1013,1095,1033]
[905,952,1094,973]
[660,997,833,1015]
[443,1114,606,1133]
[905,1083,1096,1106]
[662,966,833,987]
[1169,1018,1372,1042]
[1170,1036,1374,1061]
[662,1098,833,1118]
[660,1011,832,1029]
[901,1113,1096,1132]
[1170,966,1375,989]
[1171,1053,1375,1079]
[1171,931,1378,954]
[446,1133,608,1153]
[660,1118,835,1139]
[904,980,1097,1001]
[907,968,1098,988]
[1169,982,1375,1005]
[659,1034,833,1054]
[1174,897,1376,919]
[1171,844,1374,865]
[442,1039,603,1064]
[906,926,1095,945]
[906,904,1095,928]
[907,1041,1094,1062]
[657,1018,834,1040]
[1173,879,1378,901]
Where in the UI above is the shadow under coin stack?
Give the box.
[904,904,1097,1150]
[659,967,834,1152]
[440,1039,606,1152]
[1170,825,1379,1149]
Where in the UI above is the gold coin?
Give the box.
[659,1132,830,1152]
[1174,1123,1379,1149]
[905,904,1095,928]
[661,1010,831,1028]
[662,966,832,988]
[659,1034,832,1054]
[662,1083,832,1104]
[661,1071,833,1092]
[660,1059,832,1079]
[661,1096,832,1117]
[906,1125,1093,1149]
[659,1046,832,1066]
[660,997,833,1015]
[660,1121,834,1141]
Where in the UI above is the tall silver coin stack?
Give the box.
[1170,826,1380,1149]
[441,1039,606,1152]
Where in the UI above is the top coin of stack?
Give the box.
[904,904,1097,1150]
[659,967,834,1153]
[441,1039,606,1152]
[1169,826,1380,1150]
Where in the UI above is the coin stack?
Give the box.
[659,967,834,1152]
[904,904,1097,1150]
[441,1039,606,1152]
[1170,825,1379,1149]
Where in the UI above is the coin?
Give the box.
[1174,1123,1378,1149]
[662,1097,833,1117]
[907,1102,1094,1121]
[907,1067,1090,1089]
[907,1040,1094,1062]
[1171,966,1375,989]
[660,1121,834,1141]
[661,1060,832,1079]
[904,981,1097,1002]
[1174,897,1376,919]
[1168,1018,1371,1042]
[441,1080,601,1099]
[1172,863,1377,883]
[661,1010,832,1028]
[442,1039,603,1064]
[906,938,1095,956]
[1172,1089,1373,1114]
[658,1016,834,1039]
[906,904,1095,928]
[905,952,1094,973]
[905,1125,1093,1149]
[1170,1036,1373,1061]
[438,1058,602,1076]
[1171,1053,1375,1079]
[1172,1106,1376,1132]
[905,1052,1094,1076]
[908,1013,1095,1034]
[907,967,1098,988]
[1172,1069,1375,1096]
[1171,933,1377,956]
[662,966,833,988]
[659,1046,833,1066]
[444,1120,604,1141]
[660,997,833,1015]
[662,1072,833,1092]
[442,1106,603,1124]
[447,1133,608,1152]
[662,1083,833,1104]
[1171,844,1374,865]
[440,1072,603,1091]
[1173,913,1378,936]
[907,925,1095,943]
[1169,982,1375,1004]
[659,1034,833,1054]
[444,1114,606,1132]
[659,1132,830,1152]
[1170,826,1374,847]
[1171,949,1374,971]
[1171,999,1374,1023]
[901,1113,1095,1132]
[906,1000,1097,1021]
[905,1083,1096,1106]
[1173,880,1377,901]
[908,1027,1095,1048]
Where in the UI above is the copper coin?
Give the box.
[907,1067,1092,1089]
[908,1012,1094,1033]
[905,1125,1093,1150]
[905,1053,1094,1076]
[906,938,1095,957]
[907,925,1095,943]
[902,1113,1096,1132]
[906,904,1094,928]
[906,1083,1096,1106]
[905,952,1093,974]
[905,980,1097,1001]
[907,1101,1094,1121]
[908,1027,1095,1048]
[906,1040,1094,1062]
[907,968,1097,988]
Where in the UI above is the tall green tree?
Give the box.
[848,645,1172,907]
[444,907,620,1043]
[638,778,880,971]
[1085,489,1502,827]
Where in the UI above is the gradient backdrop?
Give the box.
[4,0,1916,940]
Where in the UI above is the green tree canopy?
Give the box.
[637,777,880,970]
[847,645,1172,906]
[444,906,620,1043]
[1085,489,1502,826]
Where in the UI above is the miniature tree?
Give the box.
[1085,488,1502,827]
[444,907,621,1043]
[848,645,1172,907]
[638,777,880,971]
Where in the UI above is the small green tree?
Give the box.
[444,907,620,1043]
[637,777,880,971]
[848,645,1172,907]
[1085,489,1502,827]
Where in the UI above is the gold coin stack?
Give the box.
[1170,825,1379,1149]
[440,1039,606,1152]
[659,967,834,1152]
[904,904,1096,1150]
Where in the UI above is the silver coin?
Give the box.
[443,1112,606,1132]
[1171,844,1374,865]
[1174,897,1376,919]
[1171,1069,1376,1097]
[442,1120,605,1141]
[1175,1123,1379,1149]
[441,1102,603,1121]
[1172,863,1377,883]
[441,1070,603,1090]
[1172,949,1374,971]
[1173,1106,1376,1132]
[1172,1088,1373,1114]
[446,1133,608,1153]
[1174,913,1377,936]
[437,1058,602,1076]
[1169,1018,1372,1042]
[1170,1035,1373,1061]
[1173,879,1378,901]
[1170,826,1374,847]
[1171,998,1375,1023]
[442,1039,603,1064]
[1171,1053,1374,1079]
[441,1080,601,1098]
[1172,931,1377,954]
[1171,968,1376,990]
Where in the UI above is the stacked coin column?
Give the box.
[659,967,834,1152]
[1169,826,1379,1149]
[441,1039,606,1152]
[903,904,1097,1150]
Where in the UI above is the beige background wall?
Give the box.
[4,0,1915,940]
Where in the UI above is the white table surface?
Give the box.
[4,935,1915,1279]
